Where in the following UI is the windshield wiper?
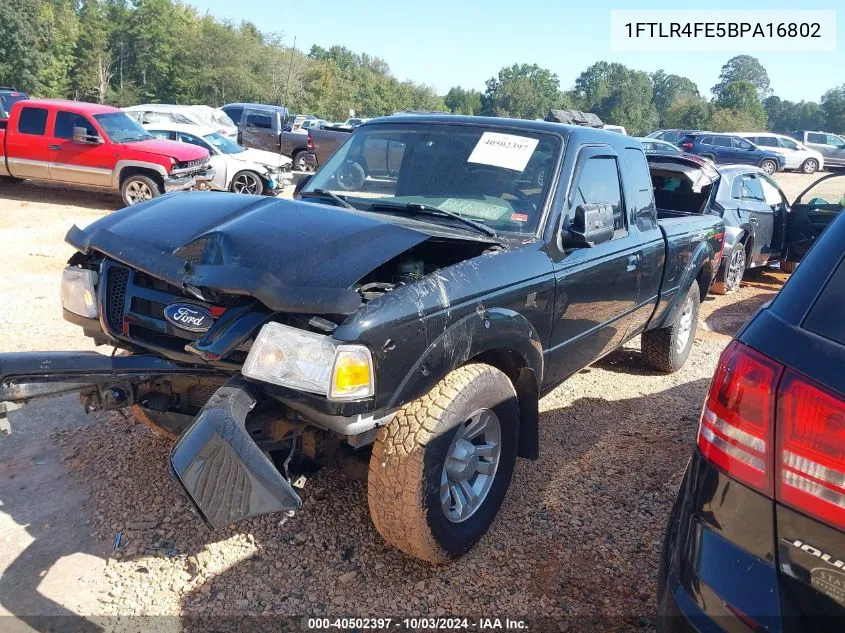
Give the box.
[298,189,355,209]
[368,202,499,238]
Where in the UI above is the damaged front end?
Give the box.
[3,192,501,528]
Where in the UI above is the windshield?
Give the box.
[0,93,28,115]
[205,131,246,154]
[93,112,152,143]
[303,123,560,234]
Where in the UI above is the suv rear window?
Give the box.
[804,256,845,346]
[18,107,48,135]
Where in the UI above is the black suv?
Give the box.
[658,208,845,631]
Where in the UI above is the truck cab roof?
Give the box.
[13,99,120,116]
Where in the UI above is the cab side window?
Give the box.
[18,107,48,135]
[54,111,96,139]
[245,113,272,129]
[223,107,243,126]
[807,132,827,144]
[570,155,626,238]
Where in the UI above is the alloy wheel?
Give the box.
[675,295,695,355]
[232,172,262,194]
[440,408,502,523]
[125,181,153,204]
[726,247,746,290]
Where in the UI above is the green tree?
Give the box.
[481,64,560,119]
[444,87,482,115]
[714,80,767,129]
[712,55,770,101]
[72,0,111,102]
[573,62,657,135]
[821,85,845,133]
[663,96,712,129]
[708,107,769,133]
[764,96,825,133]
[651,70,699,124]
[0,0,45,92]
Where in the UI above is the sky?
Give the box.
[188,0,842,102]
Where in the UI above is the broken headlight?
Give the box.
[242,322,374,400]
[60,267,99,319]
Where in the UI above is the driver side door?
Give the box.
[544,146,642,388]
[48,110,112,187]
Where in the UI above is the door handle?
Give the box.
[626,254,640,272]
[49,144,61,151]
[749,217,759,224]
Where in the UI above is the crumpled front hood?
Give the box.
[235,148,292,170]
[68,192,488,296]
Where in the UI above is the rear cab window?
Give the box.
[17,107,49,135]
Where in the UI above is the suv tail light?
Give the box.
[778,371,845,529]
[698,341,845,529]
[697,341,781,494]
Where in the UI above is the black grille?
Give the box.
[106,266,130,332]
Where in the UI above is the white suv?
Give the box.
[738,132,824,174]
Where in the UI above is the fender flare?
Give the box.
[388,307,544,409]
[112,160,168,189]
[387,307,544,460]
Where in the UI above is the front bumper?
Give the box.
[163,169,216,193]
[170,376,301,529]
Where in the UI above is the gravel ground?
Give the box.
[0,175,803,630]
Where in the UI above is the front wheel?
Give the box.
[121,174,162,206]
[641,280,700,373]
[760,159,778,175]
[800,158,819,174]
[230,170,265,195]
[368,363,519,564]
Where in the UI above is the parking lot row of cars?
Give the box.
[646,127,845,174]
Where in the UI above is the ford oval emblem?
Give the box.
[163,303,214,332]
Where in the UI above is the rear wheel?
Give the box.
[368,363,519,563]
[230,170,264,195]
[800,158,819,174]
[292,150,314,172]
[760,159,778,175]
[335,160,366,191]
[121,174,161,206]
[641,280,700,373]
[711,245,746,295]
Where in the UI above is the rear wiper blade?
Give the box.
[368,201,499,238]
[298,189,355,209]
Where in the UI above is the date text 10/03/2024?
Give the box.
[306,618,529,630]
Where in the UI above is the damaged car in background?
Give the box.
[0,115,724,563]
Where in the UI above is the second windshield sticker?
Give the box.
[468,132,539,172]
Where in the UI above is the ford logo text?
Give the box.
[163,303,214,332]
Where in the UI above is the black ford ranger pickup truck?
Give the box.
[0,115,725,564]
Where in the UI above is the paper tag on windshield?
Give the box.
[468,132,539,172]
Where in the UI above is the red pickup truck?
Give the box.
[0,99,213,206]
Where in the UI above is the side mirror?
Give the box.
[562,203,615,248]
[294,174,312,197]
[72,126,102,145]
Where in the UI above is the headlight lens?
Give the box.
[60,267,99,318]
[242,322,374,400]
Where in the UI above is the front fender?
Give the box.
[387,307,543,409]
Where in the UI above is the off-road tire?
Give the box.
[780,260,798,273]
[711,245,746,295]
[641,280,700,373]
[368,363,519,564]
[121,174,162,206]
